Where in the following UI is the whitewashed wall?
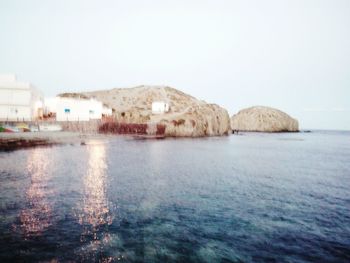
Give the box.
[152,101,169,114]
[0,75,42,121]
[0,105,31,121]
[88,99,103,120]
[55,98,104,121]
[102,106,113,116]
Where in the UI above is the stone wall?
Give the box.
[59,120,101,133]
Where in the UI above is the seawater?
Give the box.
[0,131,349,262]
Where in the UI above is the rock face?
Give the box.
[84,85,231,137]
[231,106,299,132]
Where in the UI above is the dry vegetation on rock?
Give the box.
[84,85,231,137]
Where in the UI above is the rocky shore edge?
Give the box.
[0,132,103,151]
[0,138,55,151]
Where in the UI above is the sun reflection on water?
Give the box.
[78,141,112,229]
[19,148,53,238]
[76,141,116,261]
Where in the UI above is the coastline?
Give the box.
[0,132,107,151]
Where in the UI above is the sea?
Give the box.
[0,131,349,262]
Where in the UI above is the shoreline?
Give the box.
[0,132,108,151]
[1,129,346,151]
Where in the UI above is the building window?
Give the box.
[89,110,94,114]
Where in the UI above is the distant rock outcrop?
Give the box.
[84,85,231,137]
[231,106,299,132]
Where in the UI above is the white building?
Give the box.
[0,74,43,121]
[152,101,169,114]
[102,105,113,116]
[45,96,112,121]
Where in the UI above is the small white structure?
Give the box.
[152,101,169,114]
[0,74,43,121]
[45,96,112,121]
[102,105,113,116]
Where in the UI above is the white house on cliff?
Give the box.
[152,101,169,114]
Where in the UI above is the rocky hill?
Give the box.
[84,85,231,137]
[231,106,299,132]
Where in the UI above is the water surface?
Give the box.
[0,131,349,262]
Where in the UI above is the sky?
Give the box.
[0,0,349,130]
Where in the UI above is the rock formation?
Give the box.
[84,85,231,137]
[231,106,299,132]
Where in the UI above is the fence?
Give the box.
[99,121,166,136]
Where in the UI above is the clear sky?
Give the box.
[0,0,349,130]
